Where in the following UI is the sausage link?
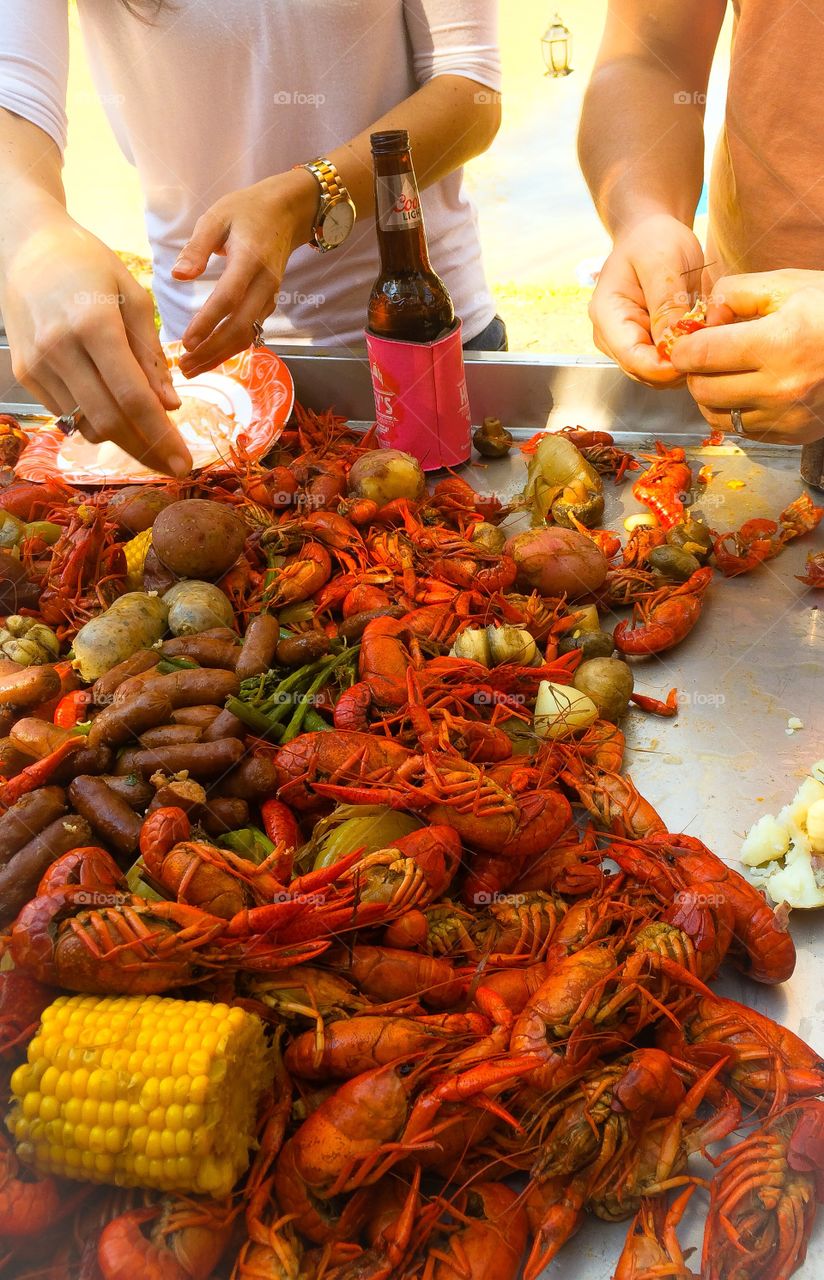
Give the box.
[235,615,280,680]
[213,754,279,800]
[92,650,161,705]
[130,738,246,779]
[137,670,240,710]
[201,709,245,743]
[0,815,93,927]
[170,705,222,727]
[0,787,67,869]
[98,775,155,810]
[68,776,143,864]
[0,665,61,710]
[201,798,249,834]
[160,636,241,669]
[138,725,203,749]
[274,633,331,666]
[338,606,404,642]
[88,689,176,752]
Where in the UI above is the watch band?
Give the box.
[295,157,354,252]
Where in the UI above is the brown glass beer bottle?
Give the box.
[368,129,455,343]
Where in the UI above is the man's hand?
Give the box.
[671,270,824,445]
[173,169,319,377]
[589,214,706,386]
[1,202,191,476]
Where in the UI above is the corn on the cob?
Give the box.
[7,993,273,1197]
[122,528,153,590]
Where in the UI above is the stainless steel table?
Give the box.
[1,343,821,1277]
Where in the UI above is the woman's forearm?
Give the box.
[0,109,67,256]
[324,73,501,222]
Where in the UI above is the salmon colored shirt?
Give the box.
[708,0,824,282]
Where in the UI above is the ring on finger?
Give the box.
[55,407,83,436]
[730,408,745,436]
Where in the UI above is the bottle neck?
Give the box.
[373,150,432,273]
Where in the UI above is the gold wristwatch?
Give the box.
[298,158,356,253]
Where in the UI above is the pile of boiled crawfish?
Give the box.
[0,406,821,1280]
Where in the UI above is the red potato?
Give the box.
[504,527,608,599]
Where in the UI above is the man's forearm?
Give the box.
[578,59,706,237]
[325,74,500,221]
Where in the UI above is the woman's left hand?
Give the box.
[172,169,319,376]
[670,269,824,445]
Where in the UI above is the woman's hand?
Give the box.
[670,270,824,444]
[173,169,319,377]
[0,198,191,475]
[589,213,705,386]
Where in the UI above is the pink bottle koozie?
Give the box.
[365,321,471,471]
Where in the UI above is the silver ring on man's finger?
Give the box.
[55,407,83,436]
[730,408,745,436]
[252,320,265,349]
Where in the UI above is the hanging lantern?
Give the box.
[542,13,573,77]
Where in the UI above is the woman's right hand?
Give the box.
[0,201,191,475]
[589,213,706,386]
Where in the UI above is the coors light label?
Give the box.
[376,173,421,231]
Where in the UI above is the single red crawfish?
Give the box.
[613,565,713,654]
[610,831,796,985]
[712,517,778,577]
[263,539,332,608]
[798,549,824,587]
[613,1185,699,1280]
[701,1099,824,1280]
[656,297,708,360]
[430,552,517,594]
[555,426,640,481]
[38,503,126,631]
[632,442,695,529]
[622,524,668,567]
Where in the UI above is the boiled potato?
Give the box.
[73,592,168,681]
[573,658,634,722]
[108,486,175,534]
[163,581,234,636]
[151,499,246,579]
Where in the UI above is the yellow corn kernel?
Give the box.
[9,993,272,1197]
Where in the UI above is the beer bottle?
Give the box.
[368,129,455,343]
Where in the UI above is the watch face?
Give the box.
[322,199,355,247]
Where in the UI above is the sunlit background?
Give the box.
[63,1,734,354]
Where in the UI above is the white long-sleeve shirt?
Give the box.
[0,0,501,346]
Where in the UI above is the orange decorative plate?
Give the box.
[16,343,294,486]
